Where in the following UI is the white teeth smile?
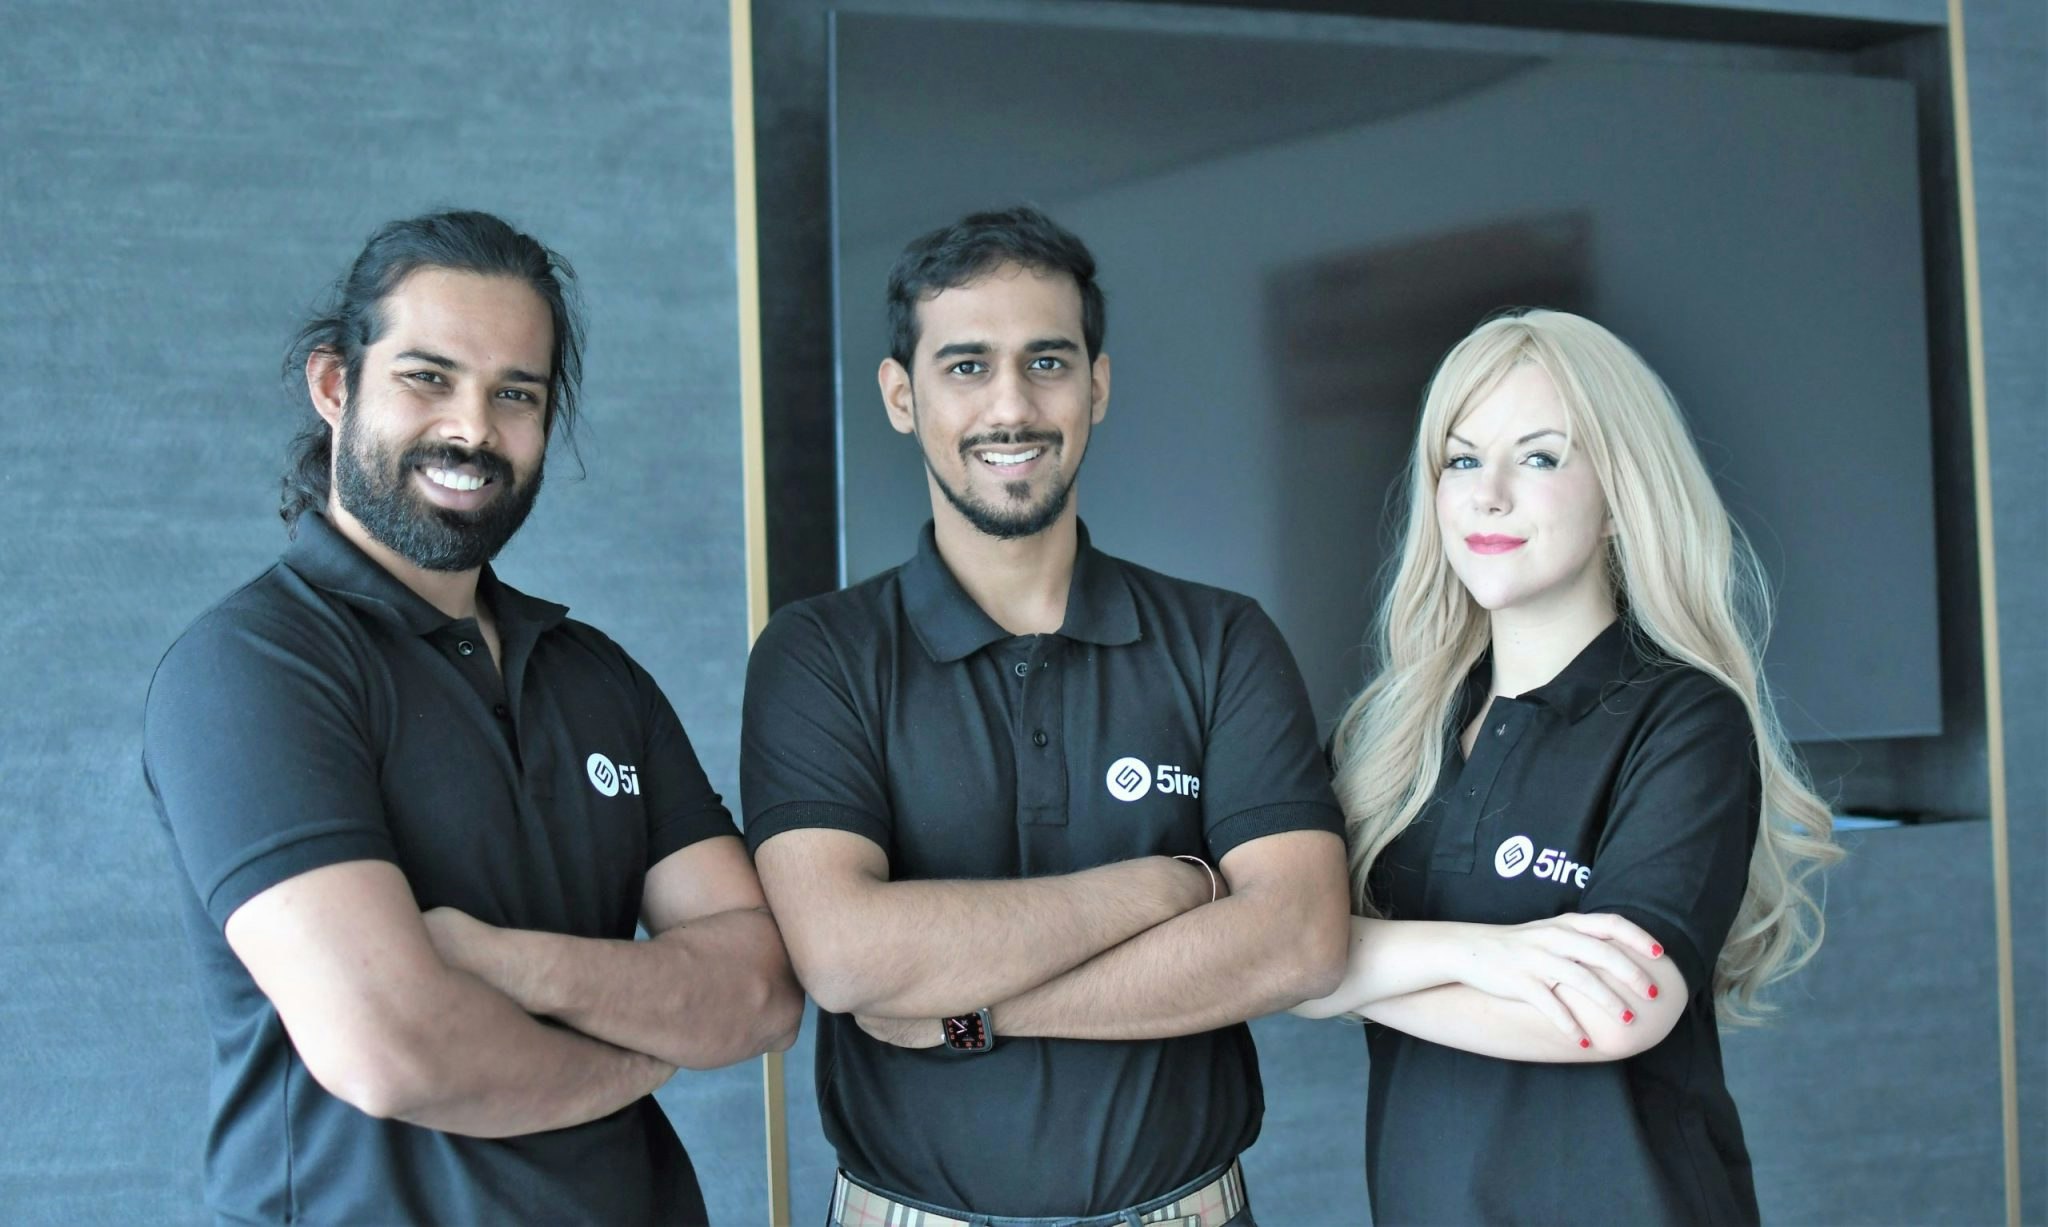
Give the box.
[981,448,1042,467]
[423,467,487,492]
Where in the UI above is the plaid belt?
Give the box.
[828,1159,1247,1227]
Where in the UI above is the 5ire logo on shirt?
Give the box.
[584,752,641,798]
[1104,755,1201,803]
[1493,834,1592,890]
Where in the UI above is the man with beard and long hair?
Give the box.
[740,206,1351,1225]
[143,210,801,1226]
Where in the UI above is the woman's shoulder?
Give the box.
[1604,640,1752,734]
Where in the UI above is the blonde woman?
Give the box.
[1293,310,1839,1225]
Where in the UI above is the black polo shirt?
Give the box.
[741,521,1341,1215]
[143,511,733,1226]
[1363,619,1761,1226]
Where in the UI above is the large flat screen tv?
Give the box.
[830,9,1940,744]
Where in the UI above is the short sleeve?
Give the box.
[622,653,738,866]
[1577,677,1762,998]
[143,611,395,929]
[739,606,893,855]
[1198,602,1345,860]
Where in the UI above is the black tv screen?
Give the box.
[829,9,1940,744]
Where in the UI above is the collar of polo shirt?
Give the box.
[1463,619,1650,724]
[284,510,567,641]
[899,519,1142,663]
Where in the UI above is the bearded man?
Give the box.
[740,206,1351,1225]
[143,210,800,1226]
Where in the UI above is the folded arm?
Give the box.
[1362,941,1686,1061]
[1292,910,1667,1015]
[985,830,1350,1041]
[752,827,1212,1018]
[1290,913,1677,1057]
[423,835,803,1070]
[226,860,672,1137]
[1304,685,1761,1061]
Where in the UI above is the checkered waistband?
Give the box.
[828,1159,1246,1227]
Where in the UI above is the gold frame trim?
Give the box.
[1946,3,2020,1223]
[730,1,791,1223]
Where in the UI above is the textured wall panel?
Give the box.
[0,2,758,1221]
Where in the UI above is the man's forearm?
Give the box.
[359,968,675,1137]
[793,856,1210,1018]
[987,884,1345,1041]
[435,907,803,1069]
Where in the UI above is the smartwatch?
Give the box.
[942,1006,994,1053]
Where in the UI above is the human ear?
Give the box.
[879,358,916,436]
[1089,352,1111,425]
[305,348,348,429]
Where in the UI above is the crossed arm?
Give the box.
[754,826,1351,1042]
[1289,914,1684,1061]
[225,835,802,1137]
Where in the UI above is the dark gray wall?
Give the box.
[0,3,761,1222]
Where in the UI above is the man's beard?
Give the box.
[334,407,543,572]
[922,424,1079,541]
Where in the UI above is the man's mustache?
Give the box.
[958,429,1061,459]
[400,442,515,485]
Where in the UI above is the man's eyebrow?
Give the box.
[1025,338,1079,354]
[932,341,990,360]
[393,349,548,385]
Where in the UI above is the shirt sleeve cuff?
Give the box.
[744,801,892,858]
[648,803,741,866]
[202,825,397,929]
[1205,800,1345,862]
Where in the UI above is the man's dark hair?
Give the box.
[886,205,1105,372]
[280,210,584,526]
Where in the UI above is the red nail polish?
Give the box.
[1647,984,1659,999]
[1579,1037,1591,1049]
[1622,1010,1635,1023]
[1650,943,1663,958]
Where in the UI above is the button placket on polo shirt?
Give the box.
[1013,636,1068,830]
[437,623,523,768]
[1431,699,1533,878]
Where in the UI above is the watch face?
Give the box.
[943,1013,988,1051]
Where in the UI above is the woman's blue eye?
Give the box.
[1444,455,1479,471]
[1523,451,1559,469]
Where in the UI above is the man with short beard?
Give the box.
[143,210,801,1226]
[741,206,1352,1225]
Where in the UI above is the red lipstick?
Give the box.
[1465,534,1526,555]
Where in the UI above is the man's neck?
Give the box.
[325,498,483,623]
[930,505,1079,636]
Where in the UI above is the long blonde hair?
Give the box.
[1331,310,1841,1024]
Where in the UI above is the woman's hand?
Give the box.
[1446,914,1668,1046]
